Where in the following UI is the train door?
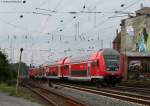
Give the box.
[90,60,99,76]
[60,65,64,77]
[57,65,62,78]
[87,62,91,77]
[63,65,69,77]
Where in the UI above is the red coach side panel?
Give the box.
[29,68,36,78]
[46,65,59,79]
[70,63,88,77]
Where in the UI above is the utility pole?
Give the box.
[101,40,103,49]
[52,34,54,41]
[16,48,23,94]
[10,39,13,63]
[94,6,97,28]
[88,7,91,21]
[110,40,112,48]
[98,33,100,40]
[74,23,77,40]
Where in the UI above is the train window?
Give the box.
[92,61,99,68]
[71,70,87,76]
[97,60,99,67]
[104,55,119,60]
[64,65,69,70]
[92,62,96,68]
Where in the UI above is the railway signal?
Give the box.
[16,48,23,94]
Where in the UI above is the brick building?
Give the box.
[112,30,121,52]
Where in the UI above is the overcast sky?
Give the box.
[0,0,150,66]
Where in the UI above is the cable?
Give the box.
[40,0,63,32]
[0,11,32,14]
[32,12,51,16]
[54,0,63,9]
[123,0,142,10]
[81,0,141,39]
[37,0,50,8]
[0,17,50,35]
[0,0,145,65]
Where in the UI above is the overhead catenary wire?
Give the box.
[82,0,142,38]
[0,0,147,65]
[33,0,139,44]
[32,12,51,16]
[65,0,139,47]
[33,0,108,40]
[0,0,141,35]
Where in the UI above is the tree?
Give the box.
[0,51,17,84]
[0,50,9,82]
[0,50,29,84]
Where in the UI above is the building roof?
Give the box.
[102,48,120,56]
[136,7,150,15]
[123,51,150,57]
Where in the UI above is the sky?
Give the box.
[0,0,150,66]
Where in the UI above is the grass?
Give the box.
[0,83,45,106]
[0,83,16,96]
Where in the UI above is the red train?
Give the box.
[29,48,123,86]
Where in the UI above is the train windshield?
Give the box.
[104,55,119,71]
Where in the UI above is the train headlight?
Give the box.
[115,68,119,70]
[107,68,110,71]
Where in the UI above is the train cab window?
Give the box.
[92,60,99,68]
[97,60,99,67]
[91,61,99,68]
[64,65,69,70]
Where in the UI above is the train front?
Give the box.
[102,48,123,85]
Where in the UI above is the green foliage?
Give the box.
[0,50,29,85]
[0,83,16,96]
[0,50,10,82]
[10,62,29,76]
[0,83,34,101]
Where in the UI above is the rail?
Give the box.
[23,82,88,106]
[59,83,150,105]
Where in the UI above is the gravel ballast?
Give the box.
[45,84,143,106]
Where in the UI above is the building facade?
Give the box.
[113,7,150,80]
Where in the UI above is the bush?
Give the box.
[0,83,16,96]
[0,51,17,85]
[0,50,28,85]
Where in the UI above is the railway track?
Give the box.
[23,82,88,106]
[58,83,150,105]
[113,85,150,96]
[120,81,150,88]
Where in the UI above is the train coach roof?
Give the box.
[46,61,58,66]
[101,48,119,55]
[69,52,100,63]
[69,54,91,63]
[57,57,68,64]
[44,49,119,65]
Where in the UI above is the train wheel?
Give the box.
[111,81,116,87]
[96,81,106,88]
[96,82,101,88]
[48,80,53,87]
